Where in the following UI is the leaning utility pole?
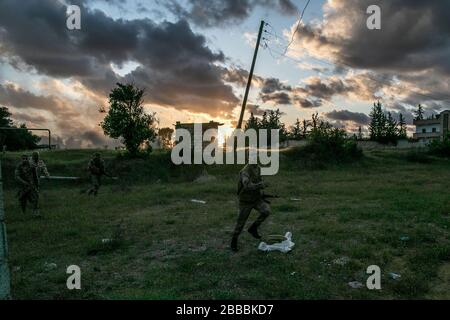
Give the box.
[237,20,265,129]
[0,160,11,300]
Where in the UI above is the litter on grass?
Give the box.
[389,272,401,280]
[190,199,207,204]
[348,281,364,289]
[258,232,294,253]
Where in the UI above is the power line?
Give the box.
[283,0,311,55]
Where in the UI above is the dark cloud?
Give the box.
[222,67,264,88]
[0,0,239,117]
[164,0,297,27]
[296,77,349,102]
[325,109,371,125]
[0,83,57,111]
[293,97,321,109]
[260,92,291,105]
[293,0,450,110]
[260,78,292,94]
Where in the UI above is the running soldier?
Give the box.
[87,153,106,196]
[15,154,40,216]
[231,163,271,252]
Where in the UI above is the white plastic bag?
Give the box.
[258,232,295,253]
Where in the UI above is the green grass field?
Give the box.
[2,148,450,299]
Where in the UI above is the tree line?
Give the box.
[0,106,40,151]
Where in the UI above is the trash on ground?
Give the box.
[44,262,57,271]
[191,199,207,204]
[102,238,113,244]
[290,272,297,276]
[258,232,294,253]
[348,281,364,289]
[389,272,401,280]
[333,256,351,266]
[290,198,301,202]
[266,234,288,245]
[400,236,410,241]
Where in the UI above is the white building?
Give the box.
[413,110,450,142]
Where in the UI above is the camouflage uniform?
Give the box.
[231,164,271,250]
[15,157,39,215]
[30,153,50,183]
[87,154,105,196]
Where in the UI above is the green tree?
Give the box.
[158,127,174,149]
[398,113,407,138]
[414,104,424,121]
[289,118,302,140]
[385,112,398,144]
[100,83,157,156]
[369,101,387,142]
[301,119,310,138]
[0,106,40,151]
[244,112,260,131]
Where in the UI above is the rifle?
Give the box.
[262,193,280,204]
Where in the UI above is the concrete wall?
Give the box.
[357,139,427,150]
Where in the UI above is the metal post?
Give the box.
[0,160,11,299]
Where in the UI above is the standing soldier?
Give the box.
[30,151,50,180]
[15,154,40,217]
[87,153,106,196]
[231,163,271,252]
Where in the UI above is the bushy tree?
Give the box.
[244,112,260,131]
[398,113,407,138]
[245,109,288,143]
[369,101,405,144]
[100,83,157,156]
[158,127,174,149]
[0,106,40,151]
[289,118,302,140]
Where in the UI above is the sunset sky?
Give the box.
[1,0,449,148]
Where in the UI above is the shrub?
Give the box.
[285,124,363,168]
[428,134,450,158]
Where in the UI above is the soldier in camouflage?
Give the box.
[87,153,106,196]
[30,151,50,180]
[15,154,40,216]
[231,163,271,252]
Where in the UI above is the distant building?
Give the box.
[175,121,223,150]
[413,110,450,142]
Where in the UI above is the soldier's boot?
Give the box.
[248,224,262,239]
[230,237,239,252]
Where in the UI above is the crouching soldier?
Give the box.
[87,153,106,196]
[15,154,40,217]
[231,163,271,252]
